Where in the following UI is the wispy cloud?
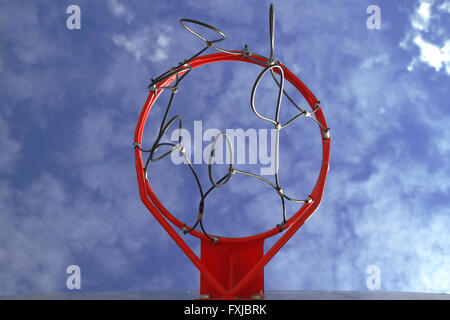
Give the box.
[112,28,172,62]
[108,0,134,23]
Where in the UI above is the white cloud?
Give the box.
[402,0,450,74]
[413,35,450,72]
[412,1,433,31]
[112,33,145,62]
[438,1,450,13]
[112,28,172,62]
[108,0,134,23]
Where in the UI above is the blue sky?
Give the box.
[0,0,449,296]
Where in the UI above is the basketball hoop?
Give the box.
[133,4,330,299]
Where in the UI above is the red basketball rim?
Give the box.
[134,51,330,244]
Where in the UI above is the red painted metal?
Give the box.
[134,51,330,299]
[201,239,264,299]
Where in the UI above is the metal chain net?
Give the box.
[134,4,330,242]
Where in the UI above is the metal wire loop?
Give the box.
[208,132,234,188]
[180,18,226,44]
[250,64,285,127]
